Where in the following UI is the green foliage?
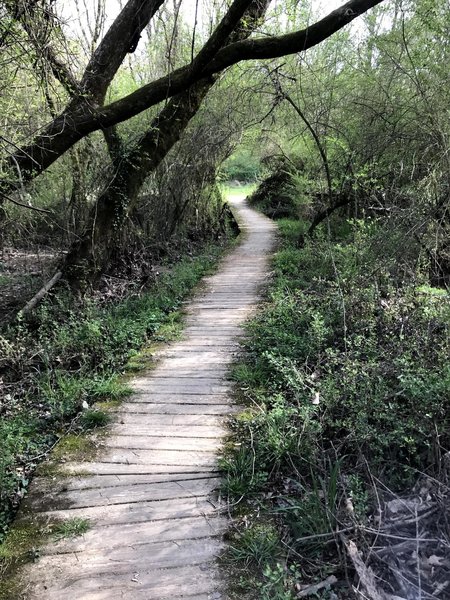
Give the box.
[220,446,267,499]
[222,148,262,182]
[52,518,90,540]
[279,463,340,556]
[80,410,110,430]
[248,170,303,220]
[224,214,450,597]
[0,520,50,564]
[258,564,297,600]
[276,219,307,246]
[0,243,226,543]
[230,524,280,567]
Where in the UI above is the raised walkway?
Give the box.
[17,195,276,599]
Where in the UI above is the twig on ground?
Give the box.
[20,270,62,315]
[296,574,338,597]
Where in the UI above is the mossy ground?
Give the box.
[50,433,100,463]
[0,223,239,593]
[0,514,92,599]
[221,201,450,598]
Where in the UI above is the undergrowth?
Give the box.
[223,216,450,598]
[0,240,229,543]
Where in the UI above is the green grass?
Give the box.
[229,524,280,567]
[0,517,54,596]
[223,214,450,598]
[52,518,90,540]
[80,409,110,430]
[0,239,230,544]
[0,274,13,285]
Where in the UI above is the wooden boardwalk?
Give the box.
[17,196,276,599]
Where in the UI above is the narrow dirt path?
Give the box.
[17,196,276,599]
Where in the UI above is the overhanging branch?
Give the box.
[7,0,384,185]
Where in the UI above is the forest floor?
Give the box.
[0,193,276,599]
[0,248,58,322]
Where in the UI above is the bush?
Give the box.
[224,214,450,596]
[0,242,228,543]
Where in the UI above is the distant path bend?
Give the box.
[18,195,276,600]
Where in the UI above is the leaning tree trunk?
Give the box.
[62,78,217,287]
[62,0,270,289]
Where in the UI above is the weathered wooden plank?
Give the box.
[113,413,224,426]
[106,435,223,452]
[30,537,225,576]
[61,461,220,476]
[149,369,229,378]
[26,563,223,599]
[158,350,233,361]
[42,515,227,554]
[113,402,236,415]
[131,376,229,388]
[159,345,239,353]
[30,478,222,511]
[127,393,231,404]
[96,448,219,466]
[147,355,232,365]
[32,472,218,492]
[29,496,222,526]
[109,424,226,438]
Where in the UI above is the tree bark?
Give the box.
[0,0,165,199]
[62,79,217,286]
[61,0,269,288]
[1,0,384,197]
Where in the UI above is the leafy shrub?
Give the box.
[225,214,450,596]
[0,242,226,543]
[248,171,302,219]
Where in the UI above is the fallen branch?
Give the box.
[343,537,388,600]
[297,575,338,597]
[295,526,355,543]
[20,270,62,315]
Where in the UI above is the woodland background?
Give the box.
[1,0,449,598]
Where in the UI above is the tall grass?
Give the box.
[223,215,450,598]
[0,242,227,541]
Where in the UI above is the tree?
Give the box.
[1,0,384,197]
[1,0,385,296]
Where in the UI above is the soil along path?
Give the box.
[14,195,276,599]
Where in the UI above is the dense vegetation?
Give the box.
[1,0,450,597]
[219,4,450,595]
[223,207,449,598]
[0,241,231,541]
[218,2,450,597]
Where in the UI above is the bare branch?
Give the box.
[5,0,384,188]
[0,190,52,214]
[1,0,81,95]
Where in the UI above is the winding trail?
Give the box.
[18,195,276,599]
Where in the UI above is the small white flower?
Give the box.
[82,400,89,410]
[312,392,320,405]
